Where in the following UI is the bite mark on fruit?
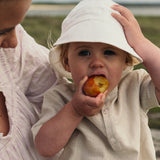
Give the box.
[83,75,109,97]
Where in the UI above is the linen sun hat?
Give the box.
[50,0,143,79]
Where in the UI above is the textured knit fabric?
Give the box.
[32,69,159,160]
[1,24,56,111]
[0,25,56,160]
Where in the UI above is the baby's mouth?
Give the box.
[89,74,106,79]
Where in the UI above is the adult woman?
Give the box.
[0,0,56,159]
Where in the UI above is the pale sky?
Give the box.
[32,0,160,3]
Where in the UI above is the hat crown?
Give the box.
[62,0,116,35]
[53,0,142,63]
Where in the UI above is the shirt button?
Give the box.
[110,138,116,144]
[103,108,108,114]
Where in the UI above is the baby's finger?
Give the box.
[103,90,108,98]
[111,12,126,27]
[86,93,104,108]
[97,93,106,106]
[78,76,88,93]
[111,4,133,20]
[85,96,99,108]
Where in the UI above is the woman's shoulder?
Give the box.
[16,25,49,60]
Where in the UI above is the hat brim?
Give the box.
[54,19,142,62]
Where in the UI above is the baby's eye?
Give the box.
[104,50,116,55]
[78,50,91,56]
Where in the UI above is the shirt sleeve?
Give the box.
[138,69,160,112]
[32,83,74,140]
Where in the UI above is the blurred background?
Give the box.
[25,0,160,47]
[22,0,160,158]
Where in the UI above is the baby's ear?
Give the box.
[123,63,127,70]
[65,64,71,72]
[64,58,71,72]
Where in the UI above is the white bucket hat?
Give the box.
[50,0,142,79]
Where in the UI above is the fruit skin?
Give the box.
[83,75,109,97]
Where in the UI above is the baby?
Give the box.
[32,0,160,159]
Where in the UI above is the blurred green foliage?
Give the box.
[22,16,65,47]
[136,16,160,48]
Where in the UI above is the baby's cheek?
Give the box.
[108,76,120,91]
[72,75,81,86]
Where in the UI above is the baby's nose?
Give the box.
[89,58,104,68]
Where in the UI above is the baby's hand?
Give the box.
[111,4,145,50]
[71,76,107,117]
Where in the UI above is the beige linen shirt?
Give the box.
[32,69,159,160]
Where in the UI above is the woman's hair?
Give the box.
[59,43,140,70]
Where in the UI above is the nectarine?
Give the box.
[83,75,109,97]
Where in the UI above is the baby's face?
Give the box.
[65,42,127,94]
[0,0,31,48]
